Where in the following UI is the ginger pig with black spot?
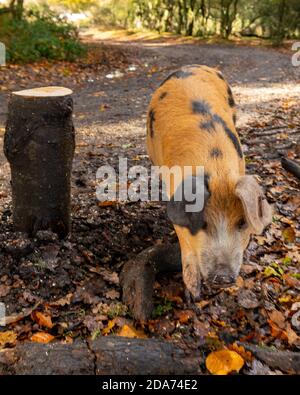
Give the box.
[147,65,272,299]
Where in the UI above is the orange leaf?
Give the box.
[31,311,53,329]
[102,319,116,335]
[118,324,147,339]
[0,331,17,348]
[174,310,194,324]
[31,332,55,344]
[98,201,117,207]
[229,343,253,362]
[206,349,244,375]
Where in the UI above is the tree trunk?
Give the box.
[4,87,75,238]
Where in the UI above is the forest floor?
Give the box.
[0,31,299,375]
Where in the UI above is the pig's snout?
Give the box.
[207,272,236,289]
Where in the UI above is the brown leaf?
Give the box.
[0,284,10,297]
[105,289,120,300]
[89,266,119,285]
[47,293,73,307]
[30,332,55,344]
[286,323,300,346]
[4,302,40,325]
[268,310,285,329]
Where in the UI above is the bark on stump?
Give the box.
[4,87,75,238]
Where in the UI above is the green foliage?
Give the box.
[0,8,86,63]
[112,0,300,42]
[153,298,173,317]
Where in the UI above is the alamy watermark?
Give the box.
[292,42,300,67]
[96,158,207,213]
[0,42,6,66]
[0,302,5,326]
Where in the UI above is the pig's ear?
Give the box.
[235,175,272,234]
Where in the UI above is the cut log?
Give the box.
[0,337,201,375]
[4,87,75,238]
[237,342,300,374]
[281,158,300,180]
[120,243,181,321]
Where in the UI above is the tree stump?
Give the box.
[120,243,182,321]
[4,87,75,238]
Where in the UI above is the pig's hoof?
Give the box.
[184,288,202,305]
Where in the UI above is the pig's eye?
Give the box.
[237,218,247,230]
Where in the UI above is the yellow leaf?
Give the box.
[118,324,147,339]
[282,227,296,244]
[30,332,55,344]
[102,319,116,335]
[0,331,17,348]
[31,311,53,329]
[206,349,244,375]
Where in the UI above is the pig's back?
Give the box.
[146,65,244,178]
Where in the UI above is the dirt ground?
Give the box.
[0,32,299,374]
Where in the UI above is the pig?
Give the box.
[146,65,272,299]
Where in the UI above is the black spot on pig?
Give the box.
[210,148,223,158]
[159,92,168,100]
[200,119,215,132]
[212,114,243,158]
[167,174,210,235]
[149,109,155,138]
[160,69,194,87]
[217,71,225,80]
[192,100,211,115]
[227,86,235,107]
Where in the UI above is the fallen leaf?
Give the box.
[286,323,300,345]
[268,310,285,328]
[0,285,10,297]
[31,311,53,329]
[229,343,253,362]
[98,200,117,207]
[30,332,55,344]
[118,324,147,339]
[174,310,195,324]
[89,266,119,285]
[0,331,17,348]
[237,289,260,309]
[206,349,244,375]
[195,300,210,309]
[102,319,116,335]
[105,289,120,300]
[282,227,296,244]
[4,302,40,325]
[47,293,73,307]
